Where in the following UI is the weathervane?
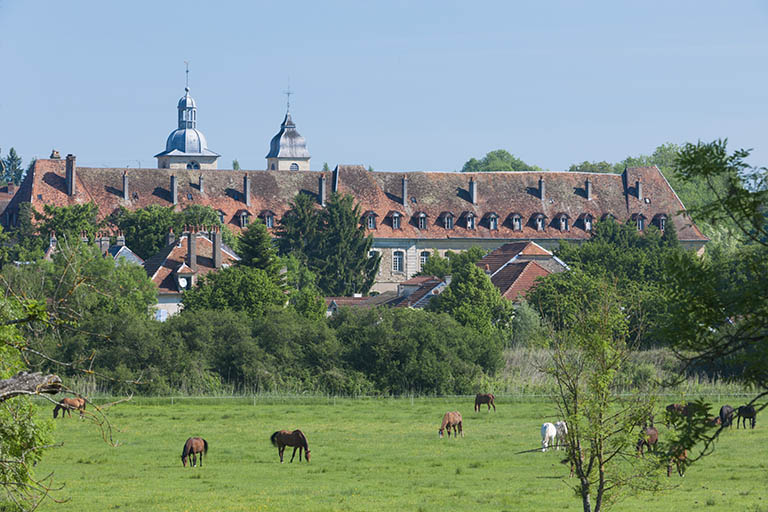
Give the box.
[284,80,292,113]
[184,61,190,90]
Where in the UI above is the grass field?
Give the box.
[34,397,768,512]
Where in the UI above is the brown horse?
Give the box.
[667,449,687,477]
[53,397,86,419]
[474,393,496,412]
[271,430,310,463]
[181,437,208,467]
[439,411,463,438]
[736,405,757,429]
[637,426,659,456]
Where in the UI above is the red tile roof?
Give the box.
[490,261,551,301]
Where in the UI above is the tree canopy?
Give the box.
[461,149,544,173]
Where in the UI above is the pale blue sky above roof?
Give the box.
[0,1,766,171]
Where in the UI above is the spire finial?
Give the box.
[284,79,292,113]
[184,60,190,91]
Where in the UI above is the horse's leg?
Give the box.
[290,446,298,463]
[199,449,203,467]
[491,401,495,412]
[279,446,285,463]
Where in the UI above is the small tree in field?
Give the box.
[546,278,665,512]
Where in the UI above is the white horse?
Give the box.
[554,421,568,450]
[541,422,557,452]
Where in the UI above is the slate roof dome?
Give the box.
[177,88,196,109]
[155,87,219,159]
[266,112,310,159]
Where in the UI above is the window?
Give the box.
[637,217,645,231]
[536,215,545,231]
[368,250,377,258]
[443,214,454,230]
[466,214,475,230]
[657,215,667,231]
[270,163,276,170]
[584,215,593,232]
[393,250,404,272]
[240,212,249,227]
[559,216,569,231]
[290,163,299,171]
[489,214,498,231]
[367,215,376,229]
[264,214,274,228]
[218,211,225,224]
[512,215,522,231]
[186,161,200,170]
[418,213,427,230]
[420,251,430,269]
[392,213,401,229]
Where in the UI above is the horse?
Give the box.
[53,397,86,419]
[665,403,690,427]
[667,449,687,477]
[735,405,756,429]
[637,426,659,456]
[439,412,463,438]
[271,430,310,463]
[719,405,735,428]
[474,393,496,412]
[554,421,568,450]
[541,422,557,452]
[181,437,208,467]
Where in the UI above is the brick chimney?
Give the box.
[402,175,408,206]
[65,154,76,196]
[123,171,129,201]
[199,175,204,195]
[167,228,175,246]
[469,177,477,205]
[117,230,125,247]
[187,227,197,271]
[99,232,110,254]
[636,180,643,201]
[213,226,222,269]
[170,175,178,205]
[539,176,545,201]
[319,173,327,207]
[243,174,251,207]
[585,178,592,200]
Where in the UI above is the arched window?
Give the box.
[217,211,225,224]
[417,213,428,230]
[637,217,645,231]
[558,215,569,231]
[584,214,593,232]
[367,214,376,229]
[290,163,299,171]
[466,213,475,230]
[393,250,404,272]
[240,211,250,227]
[535,214,546,232]
[512,214,522,231]
[186,161,200,170]
[487,213,499,231]
[443,213,454,230]
[264,214,274,229]
[391,212,401,230]
[420,251,431,269]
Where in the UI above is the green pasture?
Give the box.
[35,397,767,512]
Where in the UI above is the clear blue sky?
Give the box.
[1,1,766,172]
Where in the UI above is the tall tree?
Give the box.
[237,219,280,279]
[461,149,544,173]
[2,147,24,185]
[276,193,320,261]
[182,266,285,316]
[232,159,240,170]
[34,203,102,242]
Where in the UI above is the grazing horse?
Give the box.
[665,403,690,427]
[667,449,687,477]
[53,397,86,419]
[439,412,463,438]
[554,421,568,450]
[637,426,659,456]
[474,393,496,412]
[735,405,757,429]
[271,430,311,463]
[541,423,557,452]
[719,405,735,428]
[181,437,208,467]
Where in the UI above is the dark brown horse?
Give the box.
[53,397,86,419]
[637,426,659,456]
[667,449,687,477]
[271,430,310,463]
[736,405,757,429]
[719,405,735,427]
[474,393,496,412]
[439,411,463,438]
[181,437,208,467]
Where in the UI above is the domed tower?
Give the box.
[155,86,220,170]
[266,105,310,171]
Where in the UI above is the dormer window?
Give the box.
[583,214,593,232]
[654,213,668,231]
[556,213,569,232]
[239,211,250,227]
[217,210,226,224]
[264,214,274,228]
[441,212,454,230]
[414,212,428,230]
[367,215,376,229]
[631,213,646,231]
[466,213,476,230]
[511,214,522,231]
[534,214,547,232]
[487,213,499,231]
[389,211,402,230]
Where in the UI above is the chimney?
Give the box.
[6,183,15,195]
[213,226,222,269]
[636,180,643,201]
[170,175,178,205]
[49,231,57,250]
[585,178,592,200]
[402,175,408,206]
[50,149,61,159]
[469,177,477,205]
[117,230,125,247]
[65,154,76,196]
[187,228,197,271]
[99,232,110,254]
[80,230,88,243]
[243,174,251,206]
[123,171,129,201]
[167,228,175,246]
[319,173,327,207]
[199,175,204,195]
[539,176,545,201]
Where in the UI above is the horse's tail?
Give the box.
[270,431,279,447]
[203,438,208,455]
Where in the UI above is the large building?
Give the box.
[1,85,708,292]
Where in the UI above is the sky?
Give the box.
[1,1,766,172]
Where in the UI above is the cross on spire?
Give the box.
[284,82,292,113]
[184,61,190,91]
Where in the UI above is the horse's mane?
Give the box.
[295,430,308,450]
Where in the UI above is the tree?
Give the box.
[508,300,547,348]
[2,147,24,185]
[546,277,665,512]
[276,193,320,261]
[568,161,616,173]
[232,159,240,170]
[322,162,330,172]
[181,266,285,316]
[461,149,544,173]
[34,203,102,242]
[665,139,768,399]
[416,247,486,279]
[236,219,280,279]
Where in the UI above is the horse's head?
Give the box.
[181,454,187,467]
[305,450,311,463]
[438,430,443,438]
